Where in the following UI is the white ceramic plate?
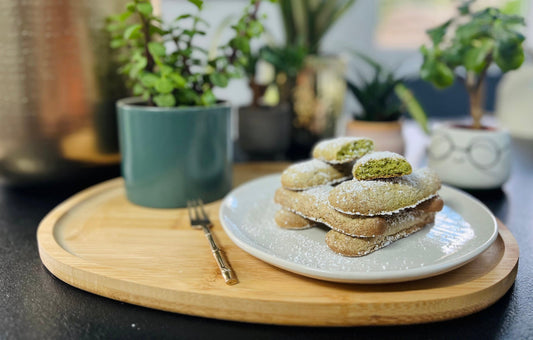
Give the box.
[219,174,498,283]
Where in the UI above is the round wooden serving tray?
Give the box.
[37,164,519,326]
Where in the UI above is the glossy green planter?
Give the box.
[117,98,232,208]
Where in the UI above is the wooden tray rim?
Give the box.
[36,177,520,326]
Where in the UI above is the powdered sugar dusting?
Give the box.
[219,175,488,281]
[356,151,405,163]
[329,168,440,215]
[330,194,438,217]
[314,137,370,152]
[281,159,351,190]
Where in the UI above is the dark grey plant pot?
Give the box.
[117,98,232,208]
[238,104,291,157]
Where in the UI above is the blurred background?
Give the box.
[0,0,531,185]
[162,0,533,159]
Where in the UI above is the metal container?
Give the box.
[0,0,129,185]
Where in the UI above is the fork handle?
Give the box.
[202,225,238,285]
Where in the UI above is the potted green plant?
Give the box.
[345,53,428,155]
[107,0,265,208]
[420,1,526,189]
[238,44,307,158]
[278,0,357,159]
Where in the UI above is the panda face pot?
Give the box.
[428,124,511,190]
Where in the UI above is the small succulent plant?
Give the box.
[347,53,428,133]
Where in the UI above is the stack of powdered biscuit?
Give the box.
[274,137,443,257]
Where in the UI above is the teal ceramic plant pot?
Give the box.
[117,98,233,208]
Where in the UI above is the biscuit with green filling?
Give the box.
[329,167,441,216]
[275,184,443,237]
[325,211,436,257]
[352,151,412,180]
[281,159,351,190]
[312,137,374,164]
[275,208,314,230]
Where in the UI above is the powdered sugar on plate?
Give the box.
[219,174,498,283]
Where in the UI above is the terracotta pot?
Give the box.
[428,123,511,189]
[345,120,405,155]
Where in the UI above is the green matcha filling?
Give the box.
[336,140,374,161]
[354,159,412,180]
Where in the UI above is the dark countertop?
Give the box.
[1,133,532,340]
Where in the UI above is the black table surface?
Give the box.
[1,134,532,340]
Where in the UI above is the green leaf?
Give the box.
[140,73,159,87]
[148,42,166,57]
[181,48,193,57]
[155,78,175,94]
[110,38,126,49]
[394,83,428,134]
[187,0,203,10]
[455,20,491,45]
[136,2,153,16]
[464,39,493,73]
[177,89,200,105]
[200,90,217,106]
[126,54,148,79]
[175,14,192,21]
[153,94,176,107]
[118,10,133,21]
[246,21,264,38]
[420,57,454,89]
[133,83,145,95]
[209,73,229,88]
[230,36,250,54]
[458,0,474,15]
[126,2,136,12]
[149,25,167,36]
[182,29,206,37]
[494,39,524,72]
[135,56,148,69]
[169,73,187,88]
[426,19,452,46]
[123,24,142,40]
[159,65,173,76]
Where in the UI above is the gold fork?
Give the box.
[187,199,238,285]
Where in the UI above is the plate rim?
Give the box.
[219,174,498,284]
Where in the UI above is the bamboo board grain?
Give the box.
[37,163,519,326]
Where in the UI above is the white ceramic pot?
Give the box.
[428,124,511,189]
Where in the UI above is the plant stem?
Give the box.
[138,12,154,72]
[466,72,483,129]
[137,0,155,105]
[228,0,261,65]
[466,55,491,129]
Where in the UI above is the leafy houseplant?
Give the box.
[345,54,427,154]
[420,1,526,129]
[421,1,526,189]
[107,0,265,208]
[107,0,264,107]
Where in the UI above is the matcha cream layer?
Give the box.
[352,151,412,180]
